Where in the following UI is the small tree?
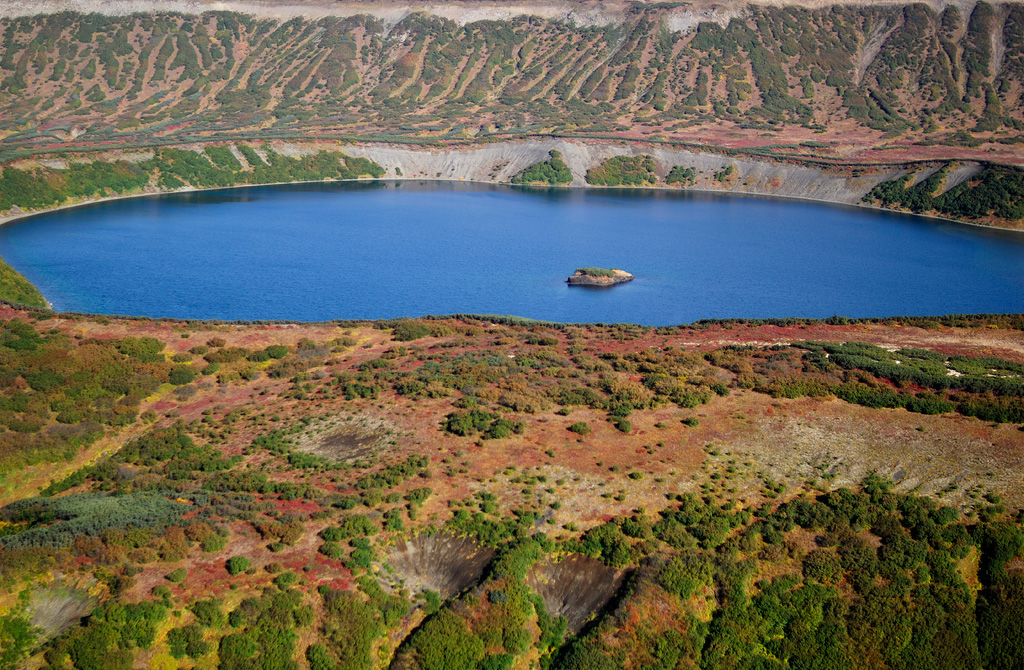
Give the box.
[568,422,591,435]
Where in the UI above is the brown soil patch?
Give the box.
[292,413,397,462]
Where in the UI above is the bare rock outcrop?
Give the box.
[346,138,908,205]
[567,268,634,286]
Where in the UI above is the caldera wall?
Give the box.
[343,138,909,205]
[0,138,997,230]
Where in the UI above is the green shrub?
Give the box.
[165,568,187,583]
[321,514,378,541]
[511,150,572,185]
[666,165,697,186]
[568,421,591,435]
[658,552,714,599]
[0,607,37,670]
[201,533,228,553]
[168,366,196,386]
[317,588,386,670]
[189,599,226,628]
[265,344,289,359]
[409,609,484,670]
[802,549,843,584]
[392,321,432,341]
[611,418,631,433]
[226,556,251,575]
[585,155,657,187]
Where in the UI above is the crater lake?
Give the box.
[0,180,1021,324]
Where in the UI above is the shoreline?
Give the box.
[2,175,1022,323]
[2,297,1020,330]
[2,174,1019,236]
[1,136,1021,314]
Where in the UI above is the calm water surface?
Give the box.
[0,180,1021,325]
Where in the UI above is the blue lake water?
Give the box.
[0,180,1022,325]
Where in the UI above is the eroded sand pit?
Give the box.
[387,533,495,598]
[29,586,97,639]
[526,554,629,633]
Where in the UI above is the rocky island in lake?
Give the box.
[567,267,634,287]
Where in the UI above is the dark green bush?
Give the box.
[568,421,591,435]
[226,556,251,575]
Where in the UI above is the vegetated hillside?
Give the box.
[1,3,1024,159]
[862,160,1024,222]
[0,142,384,215]
[5,137,1024,230]
[0,257,46,308]
[0,307,1022,669]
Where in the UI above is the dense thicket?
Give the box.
[0,492,188,549]
[0,146,384,213]
[548,477,1021,670]
[510,150,572,185]
[1,5,1021,150]
[864,164,1024,222]
[15,467,1018,670]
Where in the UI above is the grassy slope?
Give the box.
[0,256,46,307]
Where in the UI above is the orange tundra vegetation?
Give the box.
[0,307,1021,669]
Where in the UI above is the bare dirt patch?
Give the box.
[292,413,399,462]
[689,390,1024,509]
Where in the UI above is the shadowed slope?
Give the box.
[387,532,495,598]
[526,554,629,633]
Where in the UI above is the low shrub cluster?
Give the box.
[511,150,573,185]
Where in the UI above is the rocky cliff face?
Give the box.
[0,137,940,228]
[345,138,908,205]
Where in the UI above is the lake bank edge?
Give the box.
[1,137,1022,311]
